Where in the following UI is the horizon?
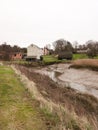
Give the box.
[0,0,98,48]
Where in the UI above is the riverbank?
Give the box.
[14,64,98,130]
[0,65,60,130]
[70,59,98,71]
[35,63,98,98]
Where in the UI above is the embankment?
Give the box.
[70,59,98,71]
[12,64,98,130]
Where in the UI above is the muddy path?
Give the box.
[34,63,98,98]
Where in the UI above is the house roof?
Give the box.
[28,44,43,50]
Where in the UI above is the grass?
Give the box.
[70,59,98,71]
[73,53,98,60]
[8,54,98,67]
[0,65,59,130]
[43,55,70,65]
[73,53,88,60]
[10,55,68,66]
[43,55,58,62]
[41,107,60,126]
[43,54,88,63]
[42,54,98,65]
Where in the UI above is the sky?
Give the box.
[0,0,98,48]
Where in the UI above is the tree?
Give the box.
[86,40,97,58]
[53,39,73,60]
[0,43,27,61]
[53,39,73,54]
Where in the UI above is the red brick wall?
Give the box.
[11,53,22,60]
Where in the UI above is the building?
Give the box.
[27,44,43,60]
[43,47,50,55]
[11,52,23,60]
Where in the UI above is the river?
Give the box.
[35,63,98,98]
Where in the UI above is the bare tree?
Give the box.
[86,40,97,58]
[53,39,73,60]
[53,39,73,54]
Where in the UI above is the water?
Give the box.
[35,64,98,98]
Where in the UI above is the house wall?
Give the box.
[11,53,22,60]
[43,48,49,55]
[27,44,43,59]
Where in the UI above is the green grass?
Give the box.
[0,65,59,130]
[73,54,88,60]
[73,53,98,60]
[43,55,58,62]
[43,54,88,62]
[43,54,89,64]
[94,55,98,59]
[43,55,68,65]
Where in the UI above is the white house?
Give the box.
[27,44,43,59]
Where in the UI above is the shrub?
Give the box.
[58,51,73,60]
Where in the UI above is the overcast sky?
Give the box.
[0,0,98,47]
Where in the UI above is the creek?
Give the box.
[35,63,98,98]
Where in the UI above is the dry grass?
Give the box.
[70,59,98,70]
[15,64,98,130]
[0,65,60,130]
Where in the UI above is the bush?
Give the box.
[58,51,73,60]
[87,48,97,58]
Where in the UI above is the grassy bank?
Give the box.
[70,59,98,71]
[15,65,98,130]
[0,65,59,130]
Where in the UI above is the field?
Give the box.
[0,65,59,130]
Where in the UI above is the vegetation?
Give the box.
[0,43,26,61]
[43,55,58,63]
[8,53,98,67]
[0,65,59,130]
[9,55,69,66]
[43,55,70,65]
[16,65,98,130]
[86,40,98,58]
[73,53,88,60]
[58,51,73,60]
[53,39,73,60]
[70,59,98,71]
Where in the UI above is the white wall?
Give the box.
[27,44,43,59]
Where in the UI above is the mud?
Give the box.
[35,63,98,98]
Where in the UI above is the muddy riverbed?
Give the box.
[34,63,98,98]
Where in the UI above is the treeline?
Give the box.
[53,39,98,58]
[0,43,27,60]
